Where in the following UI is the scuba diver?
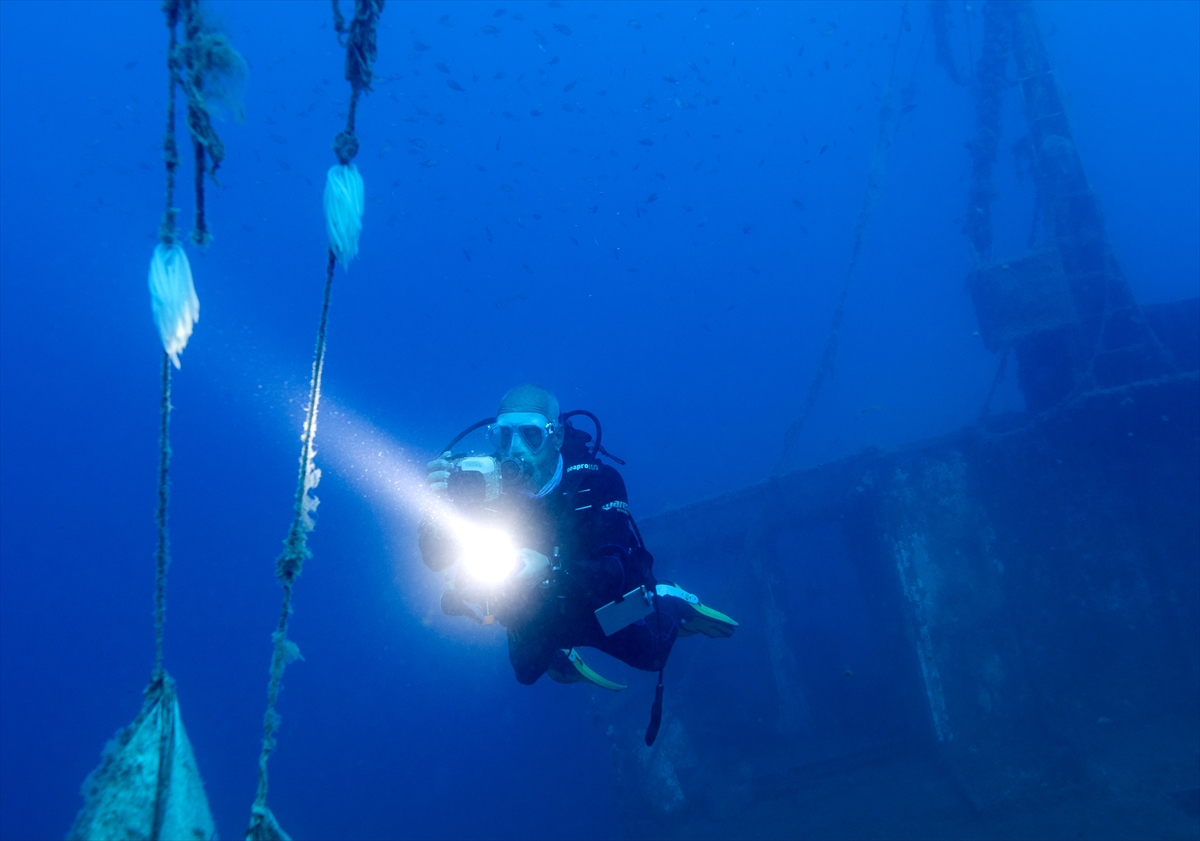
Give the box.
[419,384,736,745]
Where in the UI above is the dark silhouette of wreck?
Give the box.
[599,3,1199,837]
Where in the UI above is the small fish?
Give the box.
[408,138,426,148]
[414,39,429,51]
[628,19,642,29]
[861,405,882,414]
[496,137,501,150]
[481,24,500,35]
[512,13,524,20]
[435,61,450,73]
[493,8,506,17]
[663,75,678,84]
[534,30,549,46]
[438,14,452,25]
[463,249,472,261]
[638,138,654,146]
[792,199,805,211]
[500,184,513,192]
[613,247,620,259]
[486,227,493,242]
[377,145,392,158]
[655,172,665,179]
[530,109,542,117]
[447,80,465,93]
[646,193,659,203]
[561,103,574,112]
[502,111,515,119]
[570,236,579,245]
[681,204,692,211]
[743,224,754,234]
[421,159,438,167]
[688,61,699,72]
[563,80,577,92]
[123,60,137,70]
[548,56,560,66]
[476,163,487,172]
[589,205,599,213]
[749,267,760,275]
[522,263,533,273]
[819,144,828,155]
[494,71,506,80]
[270,134,287,144]
[553,23,572,35]
[416,107,430,116]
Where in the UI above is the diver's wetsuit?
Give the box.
[419,441,681,684]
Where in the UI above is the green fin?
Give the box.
[682,602,739,638]
[547,648,626,691]
[658,583,739,639]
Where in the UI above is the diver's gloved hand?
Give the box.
[440,587,481,623]
[427,451,454,494]
[514,548,550,587]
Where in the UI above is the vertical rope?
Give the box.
[153,353,172,681]
[248,254,336,835]
[774,3,912,475]
[160,1,181,245]
[247,8,381,834]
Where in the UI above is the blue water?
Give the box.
[1,2,1196,839]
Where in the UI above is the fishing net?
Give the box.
[69,676,215,841]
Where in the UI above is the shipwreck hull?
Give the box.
[599,303,1199,837]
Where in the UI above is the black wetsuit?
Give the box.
[419,438,680,684]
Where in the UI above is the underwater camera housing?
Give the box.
[446,455,531,505]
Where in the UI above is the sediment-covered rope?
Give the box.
[247,4,383,836]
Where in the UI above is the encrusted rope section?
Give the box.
[249,254,335,828]
[332,0,384,164]
[161,0,240,245]
[153,353,173,681]
[247,8,383,834]
[159,1,181,245]
[774,4,915,475]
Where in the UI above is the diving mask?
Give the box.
[487,420,558,454]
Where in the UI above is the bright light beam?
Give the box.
[316,400,517,587]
